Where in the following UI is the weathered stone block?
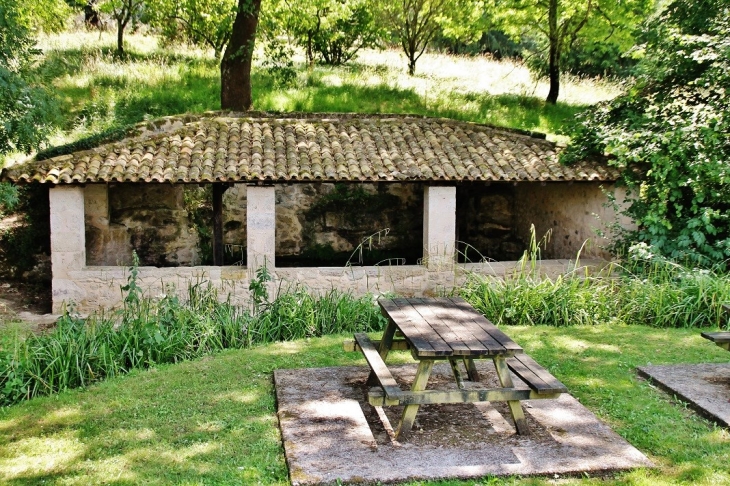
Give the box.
[51,251,86,278]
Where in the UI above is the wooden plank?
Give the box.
[395,359,434,440]
[368,387,555,407]
[354,333,402,398]
[447,297,523,353]
[702,331,730,344]
[393,298,454,355]
[429,297,503,354]
[493,356,529,435]
[379,299,440,356]
[507,354,568,394]
[343,338,410,352]
[406,298,478,356]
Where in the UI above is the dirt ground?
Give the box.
[0,279,54,332]
[276,363,653,485]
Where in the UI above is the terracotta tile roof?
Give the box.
[2,112,619,184]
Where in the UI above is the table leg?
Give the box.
[395,359,434,440]
[367,318,397,386]
[449,359,465,389]
[493,356,530,435]
[464,358,480,382]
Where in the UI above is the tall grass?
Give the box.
[459,238,730,329]
[0,263,385,406]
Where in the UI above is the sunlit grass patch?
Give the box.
[1,328,730,485]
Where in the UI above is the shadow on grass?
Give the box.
[0,336,370,485]
[509,324,730,483]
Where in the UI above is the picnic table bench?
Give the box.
[701,304,730,350]
[345,297,567,440]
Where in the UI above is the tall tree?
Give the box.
[500,0,651,103]
[379,0,486,75]
[220,0,261,110]
[563,0,730,266]
[100,0,145,54]
[146,0,237,59]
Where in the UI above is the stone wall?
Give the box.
[86,184,200,267]
[84,181,622,267]
[514,182,633,259]
[64,259,607,313]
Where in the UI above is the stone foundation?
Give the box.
[60,259,606,313]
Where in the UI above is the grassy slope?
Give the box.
[1,326,729,485]
[18,31,622,163]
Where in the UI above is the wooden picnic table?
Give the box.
[346,297,567,440]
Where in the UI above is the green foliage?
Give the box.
[264,0,381,66]
[498,0,651,101]
[146,0,237,58]
[98,0,145,54]
[0,261,385,406]
[528,39,639,78]
[0,0,63,157]
[0,184,50,279]
[459,240,730,328]
[0,182,18,216]
[259,37,297,87]
[183,185,214,264]
[377,0,489,75]
[563,0,730,267]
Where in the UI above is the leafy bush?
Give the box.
[265,0,381,66]
[526,40,637,78]
[563,0,730,268]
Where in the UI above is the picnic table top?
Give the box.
[378,297,523,358]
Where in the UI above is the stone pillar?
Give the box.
[423,186,456,269]
[84,184,109,265]
[247,185,275,274]
[50,186,86,313]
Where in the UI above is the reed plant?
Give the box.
[459,237,730,329]
[0,260,385,406]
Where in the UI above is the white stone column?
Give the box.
[247,185,275,274]
[84,184,109,265]
[423,186,456,269]
[50,186,86,313]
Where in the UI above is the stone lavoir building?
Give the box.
[2,112,625,313]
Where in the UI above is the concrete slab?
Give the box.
[275,362,652,485]
[637,363,730,427]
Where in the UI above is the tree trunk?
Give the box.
[117,17,125,54]
[220,0,262,111]
[408,57,416,76]
[546,0,560,104]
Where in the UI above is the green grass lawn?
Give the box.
[1,325,729,485]
[0,31,624,167]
